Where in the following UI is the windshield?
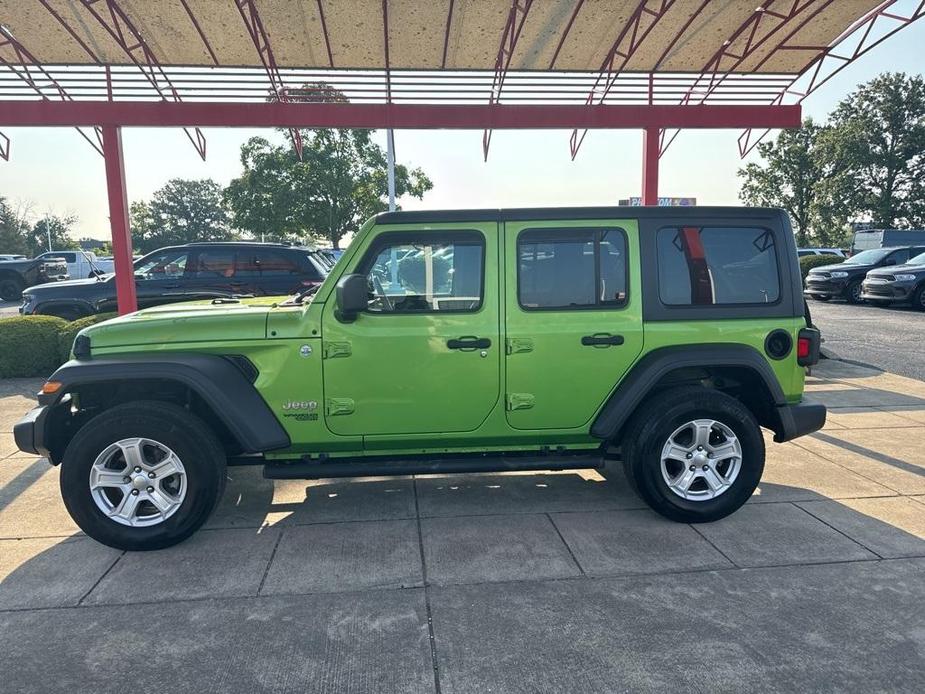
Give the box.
[908,251,925,266]
[844,248,891,265]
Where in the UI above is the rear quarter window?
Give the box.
[656,226,780,306]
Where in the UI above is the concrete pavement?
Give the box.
[1,360,924,693]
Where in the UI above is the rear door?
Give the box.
[503,219,643,430]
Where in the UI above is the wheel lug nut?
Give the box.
[702,465,709,471]
[689,465,696,471]
[122,476,130,483]
[686,453,692,459]
[146,486,154,493]
[133,466,141,473]
[130,489,139,496]
[697,446,703,451]
[148,472,156,479]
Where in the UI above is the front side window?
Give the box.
[657,226,780,305]
[134,249,189,281]
[362,232,484,313]
[518,228,627,309]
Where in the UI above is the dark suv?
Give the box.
[803,246,925,304]
[20,242,330,320]
[861,249,925,309]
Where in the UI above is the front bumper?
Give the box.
[774,402,826,443]
[803,277,847,298]
[860,279,915,302]
[13,406,51,458]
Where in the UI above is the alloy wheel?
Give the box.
[88,437,187,527]
[659,419,743,501]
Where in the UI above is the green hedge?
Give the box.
[0,315,68,378]
[0,313,117,378]
[799,254,842,279]
[57,313,116,363]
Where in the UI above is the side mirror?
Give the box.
[335,273,368,322]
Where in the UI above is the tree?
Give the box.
[0,197,30,256]
[738,118,849,246]
[226,83,433,248]
[130,178,234,253]
[27,214,78,256]
[821,72,925,228]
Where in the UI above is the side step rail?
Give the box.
[263,452,605,480]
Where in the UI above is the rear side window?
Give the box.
[193,249,236,279]
[237,250,308,277]
[657,227,780,305]
[518,228,627,309]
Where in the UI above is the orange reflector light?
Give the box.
[41,381,63,394]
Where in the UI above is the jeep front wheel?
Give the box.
[621,387,764,523]
[60,401,226,551]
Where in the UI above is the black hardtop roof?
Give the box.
[375,206,786,225]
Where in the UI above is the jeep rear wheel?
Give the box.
[621,386,764,523]
[60,401,226,551]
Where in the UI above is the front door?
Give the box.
[503,219,644,430]
[321,224,501,437]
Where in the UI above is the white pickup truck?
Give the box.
[35,250,114,279]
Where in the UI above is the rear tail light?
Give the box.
[797,327,820,367]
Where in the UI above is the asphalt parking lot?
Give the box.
[809,299,925,380]
[1,358,924,693]
[0,300,19,318]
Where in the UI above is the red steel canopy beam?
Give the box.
[738,0,925,157]
[38,0,207,160]
[569,0,676,160]
[0,24,103,158]
[483,0,534,160]
[234,0,303,160]
[101,125,137,314]
[659,0,827,157]
[0,100,801,130]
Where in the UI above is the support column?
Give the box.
[102,125,137,314]
[642,126,660,206]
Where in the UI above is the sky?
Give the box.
[1,15,923,242]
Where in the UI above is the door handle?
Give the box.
[447,336,491,350]
[581,334,624,347]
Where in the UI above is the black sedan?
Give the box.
[20,242,329,320]
[861,250,925,309]
[803,246,925,304]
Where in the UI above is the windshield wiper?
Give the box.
[291,283,321,304]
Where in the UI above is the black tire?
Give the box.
[913,284,925,312]
[60,401,227,551]
[0,277,24,302]
[811,294,830,302]
[621,386,765,523]
[844,280,863,304]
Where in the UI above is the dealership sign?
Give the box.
[619,197,697,206]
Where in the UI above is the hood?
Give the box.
[868,263,925,276]
[82,297,284,350]
[25,277,104,292]
[808,262,852,273]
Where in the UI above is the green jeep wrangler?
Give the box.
[15,207,824,551]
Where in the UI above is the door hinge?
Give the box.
[325,397,355,416]
[506,338,534,355]
[323,341,352,359]
[506,393,535,411]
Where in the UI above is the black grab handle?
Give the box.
[581,334,624,347]
[447,336,491,350]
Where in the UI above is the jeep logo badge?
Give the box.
[283,400,318,411]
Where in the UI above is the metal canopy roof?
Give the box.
[0,0,885,72]
[0,0,922,162]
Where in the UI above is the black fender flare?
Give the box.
[41,353,290,453]
[590,344,786,440]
